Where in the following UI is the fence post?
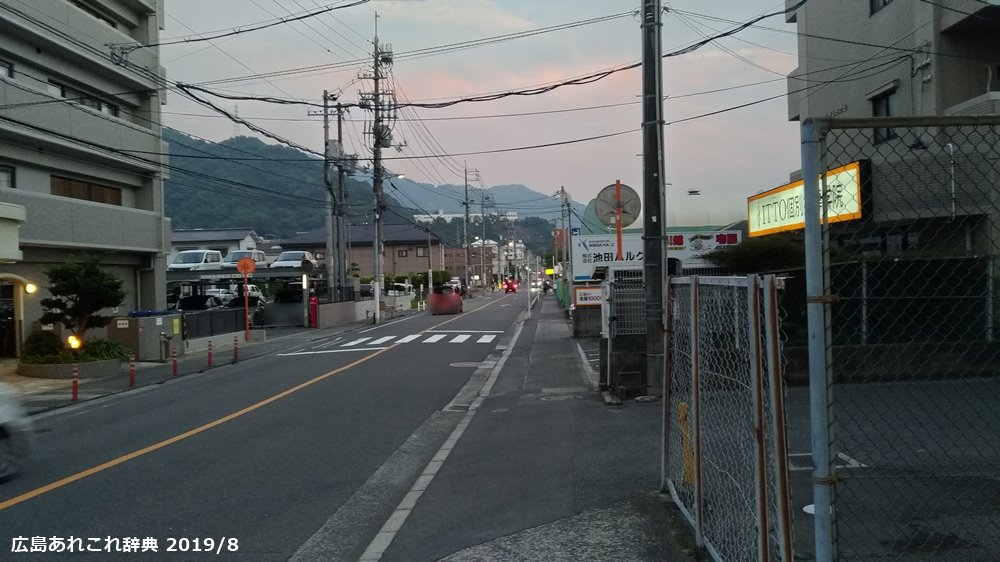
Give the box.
[171,347,178,377]
[748,275,770,560]
[128,354,136,388]
[802,118,835,562]
[690,276,704,548]
[765,275,794,562]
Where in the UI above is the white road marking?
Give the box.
[449,335,470,343]
[476,335,496,344]
[358,316,413,333]
[422,334,446,343]
[279,347,387,356]
[359,322,525,561]
[396,334,420,343]
[342,337,372,347]
[426,330,503,333]
[369,336,396,345]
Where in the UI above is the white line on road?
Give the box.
[278,347,387,356]
[359,316,413,333]
[422,334,446,343]
[396,335,420,343]
[425,330,503,333]
[476,335,496,344]
[359,322,524,561]
[449,335,470,343]
[342,337,372,347]
[369,336,396,345]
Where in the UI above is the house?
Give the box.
[443,243,497,286]
[0,0,167,356]
[278,222,446,279]
[169,228,263,262]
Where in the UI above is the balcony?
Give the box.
[0,188,163,253]
[945,92,1000,116]
[940,0,1000,33]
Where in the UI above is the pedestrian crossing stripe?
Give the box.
[477,335,496,344]
[343,337,371,347]
[423,334,447,343]
[301,333,504,353]
[369,336,395,345]
[397,335,421,343]
[450,335,470,343]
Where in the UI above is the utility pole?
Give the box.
[480,192,487,289]
[463,162,470,293]
[361,22,394,324]
[560,186,567,284]
[642,0,666,394]
[336,103,350,295]
[426,227,433,296]
[321,91,337,299]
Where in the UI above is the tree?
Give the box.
[703,233,805,273]
[39,258,126,338]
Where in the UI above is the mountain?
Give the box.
[162,129,582,248]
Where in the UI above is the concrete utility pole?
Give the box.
[641,0,666,394]
[336,102,349,294]
[426,228,433,296]
[480,192,487,288]
[464,162,470,292]
[364,26,394,324]
[322,90,337,298]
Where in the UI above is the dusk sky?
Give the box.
[161,1,802,227]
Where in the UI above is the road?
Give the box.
[0,292,529,561]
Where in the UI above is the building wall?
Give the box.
[0,0,168,349]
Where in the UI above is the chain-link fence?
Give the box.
[606,268,645,395]
[801,116,1000,560]
[664,275,793,562]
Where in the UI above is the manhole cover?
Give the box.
[540,395,582,401]
[449,362,481,368]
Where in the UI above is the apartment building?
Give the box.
[773,0,1000,254]
[0,0,168,355]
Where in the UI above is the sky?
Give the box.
[160,0,802,228]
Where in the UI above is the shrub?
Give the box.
[20,331,65,364]
[80,339,132,362]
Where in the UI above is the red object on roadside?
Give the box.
[208,340,213,369]
[129,354,136,387]
[171,347,178,377]
[233,335,239,364]
[72,363,79,401]
[309,296,318,328]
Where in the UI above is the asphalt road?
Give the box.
[0,291,527,561]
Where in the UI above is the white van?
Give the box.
[168,250,224,271]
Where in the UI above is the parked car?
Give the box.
[237,284,265,301]
[204,288,236,305]
[430,284,463,315]
[225,295,265,326]
[168,250,224,271]
[172,294,224,311]
[269,251,318,269]
[504,279,518,293]
[221,250,269,270]
[0,383,32,481]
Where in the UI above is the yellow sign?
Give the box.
[748,161,862,237]
[173,318,181,335]
[545,268,555,275]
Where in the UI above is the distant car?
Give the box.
[173,294,224,311]
[504,279,518,293]
[225,295,265,326]
[430,285,463,315]
[221,250,268,270]
[168,250,224,271]
[269,251,318,269]
[0,383,32,481]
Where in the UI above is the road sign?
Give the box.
[571,227,580,236]
[236,257,256,275]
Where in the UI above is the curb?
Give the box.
[601,390,622,406]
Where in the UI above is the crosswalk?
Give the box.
[285,332,501,356]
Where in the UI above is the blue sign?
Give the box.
[571,227,581,236]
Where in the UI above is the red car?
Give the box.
[503,279,518,293]
[430,285,463,315]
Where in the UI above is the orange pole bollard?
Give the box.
[172,347,178,377]
[207,340,213,369]
[72,363,79,401]
[128,354,136,387]
[233,335,239,364]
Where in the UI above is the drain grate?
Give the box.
[444,404,470,412]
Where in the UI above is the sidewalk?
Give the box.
[380,294,700,562]
[0,320,377,415]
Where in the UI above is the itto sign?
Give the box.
[748,161,863,237]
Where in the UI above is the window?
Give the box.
[416,247,428,257]
[51,176,122,205]
[397,250,408,258]
[315,251,325,260]
[0,165,14,189]
[68,0,118,28]
[872,89,897,144]
[0,60,11,78]
[47,81,119,117]
[870,0,894,14]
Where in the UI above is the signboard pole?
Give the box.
[243,272,250,342]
